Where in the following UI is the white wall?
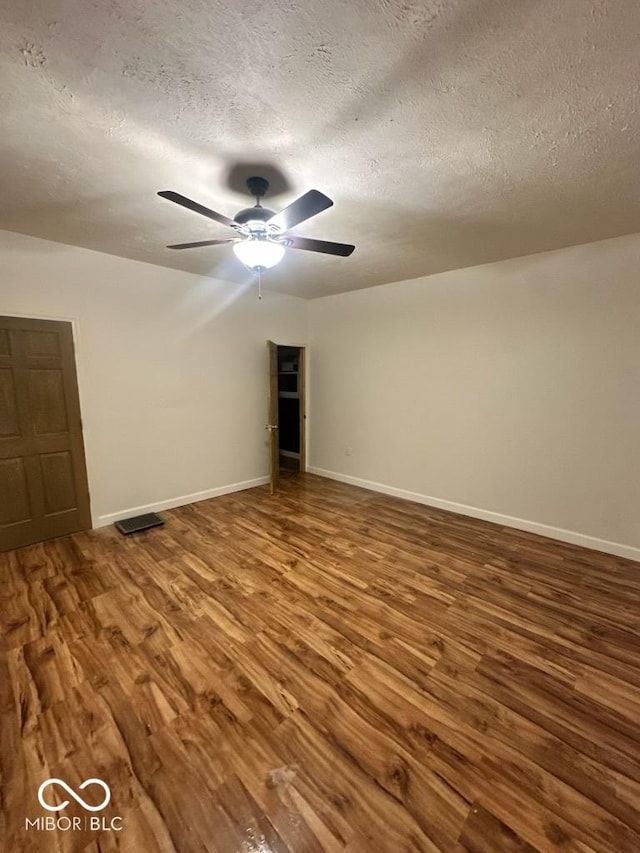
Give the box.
[4,228,639,559]
[0,230,307,526]
[309,232,640,559]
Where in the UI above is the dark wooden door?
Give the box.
[0,317,91,551]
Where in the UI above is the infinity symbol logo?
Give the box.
[37,778,111,812]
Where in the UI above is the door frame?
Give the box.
[270,341,308,475]
[297,345,307,473]
[1,312,93,527]
[281,342,307,473]
[267,340,279,495]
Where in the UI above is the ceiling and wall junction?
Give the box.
[1,0,639,297]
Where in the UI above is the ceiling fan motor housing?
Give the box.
[246,175,269,198]
[234,176,280,230]
[233,206,277,226]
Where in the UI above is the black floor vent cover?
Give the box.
[115,512,165,535]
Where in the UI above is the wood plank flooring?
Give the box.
[2,473,640,852]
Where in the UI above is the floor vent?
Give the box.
[115,513,165,535]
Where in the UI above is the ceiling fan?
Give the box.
[158,176,355,273]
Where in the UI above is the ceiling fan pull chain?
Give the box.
[258,268,262,300]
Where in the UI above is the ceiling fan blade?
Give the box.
[167,239,235,250]
[287,236,355,256]
[158,191,239,229]
[268,190,333,231]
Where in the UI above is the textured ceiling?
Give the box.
[1,0,639,298]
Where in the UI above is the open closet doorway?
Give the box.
[266,342,306,494]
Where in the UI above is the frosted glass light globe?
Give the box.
[233,239,285,270]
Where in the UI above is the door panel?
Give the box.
[0,369,20,435]
[40,451,77,514]
[25,329,60,357]
[30,369,69,434]
[0,317,91,551]
[0,458,31,524]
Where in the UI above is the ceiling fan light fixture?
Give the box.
[159,179,355,272]
[233,238,285,270]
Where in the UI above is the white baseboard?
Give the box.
[95,476,270,528]
[308,467,640,563]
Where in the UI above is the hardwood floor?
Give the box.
[2,474,640,852]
